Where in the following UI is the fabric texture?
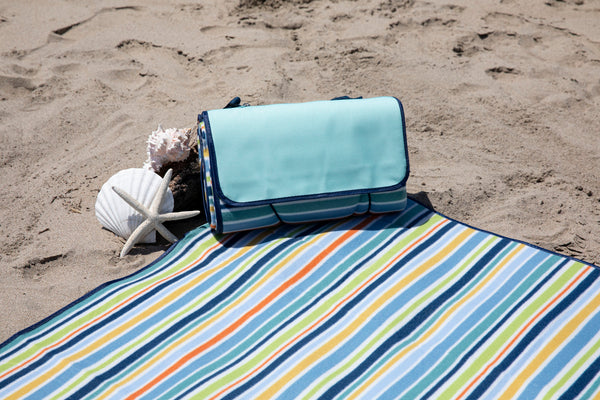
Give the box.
[204,97,407,203]
[1,199,599,399]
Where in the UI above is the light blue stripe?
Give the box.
[516,289,600,399]
[336,238,516,399]
[149,220,390,398]
[86,227,315,398]
[377,250,550,399]
[151,212,422,399]
[394,252,561,400]
[280,229,487,399]
[0,230,206,361]
[153,208,426,399]
[28,237,261,399]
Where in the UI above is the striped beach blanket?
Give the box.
[1,199,599,399]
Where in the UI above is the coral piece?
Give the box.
[143,125,194,173]
[158,145,203,213]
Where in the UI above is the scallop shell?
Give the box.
[95,168,174,243]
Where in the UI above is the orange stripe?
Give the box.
[455,266,591,400]
[0,240,222,381]
[209,218,449,399]
[126,216,377,400]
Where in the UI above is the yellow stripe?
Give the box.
[302,227,488,400]
[98,222,339,399]
[93,228,290,399]
[302,234,496,400]
[8,230,273,400]
[348,243,525,400]
[499,276,600,399]
[7,241,231,399]
[49,230,278,399]
[440,261,585,399]
[259,223,468,398]
[543,338,600,400]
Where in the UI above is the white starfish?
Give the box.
[112,168,200,257]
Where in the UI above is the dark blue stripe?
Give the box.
[173,209,430,399]
[63,223,325,399]
[0,231,248,391]
[222,220,460,399]
[316,238,511,399]
[467,268,600,399]
[420,257,571,399]
[0,228,215,364]
[559,353,600,400]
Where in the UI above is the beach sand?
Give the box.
[0,0,598,342]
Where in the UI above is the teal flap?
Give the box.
[204,96,408,205]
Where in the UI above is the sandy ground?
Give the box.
[0,0,599,342]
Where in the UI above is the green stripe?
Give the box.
[220,204,274,222]
[401,254,563,399]
[274,195,361,214]
[439,261,584,399]
[86,225,308,398]
[370,187,407,204]
[52,229,289,398]
[0,233,215,375]
[166,208,424,398]
[305,230,495,399]
[0,240,188,357]
[543,328,600,400]
[336,233,504,399]
[195,214,444,398]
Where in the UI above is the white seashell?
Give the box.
[143,125,193,173]
[95,168,174,243]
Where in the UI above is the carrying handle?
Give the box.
[224,95,363,108]
[224,97,241,108]
[331,95,363,100]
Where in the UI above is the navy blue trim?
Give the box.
[199,113,225,234]
[396,96,411,188]
[410,198,599,270]
[214,190,224,234]
[203,97,410,208]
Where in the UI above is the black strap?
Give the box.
[224,97,241,109]
[331,96,363,101]
[225,95,362,108]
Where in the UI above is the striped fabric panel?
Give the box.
[370,187,407,213]
[1,200,599,399]
[216,189,407,234]
[219,201,280,233]
[198,121,407,234]
[199,121,217,230]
